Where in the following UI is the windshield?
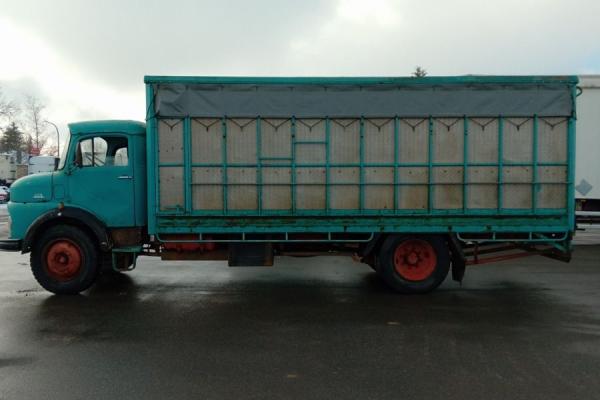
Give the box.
[56,131,71,170]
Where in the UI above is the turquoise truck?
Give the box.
[0,75,578,294]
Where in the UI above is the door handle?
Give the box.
[118,175,133,180]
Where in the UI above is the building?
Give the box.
[0,153,16,183]
[576,75,600,212]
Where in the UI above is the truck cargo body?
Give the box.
[146,76,576,241]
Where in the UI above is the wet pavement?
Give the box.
[1,217,600,399]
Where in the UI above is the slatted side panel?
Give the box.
[262,119,292,210]
[364,119,394,210]
[433,118,464,209]
[468,118,498,209]
[158,119,184,211]
[398,119,429,210]
[330,119,360,210]
[503,118,534,209]
[295,119,326,210]
[155,115,570,215]
[191,118,222,210]
[537,117,568,209]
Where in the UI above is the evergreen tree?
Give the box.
[0,122,23,153]
[412,66,427,78]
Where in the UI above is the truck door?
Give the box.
[69,134,135,227]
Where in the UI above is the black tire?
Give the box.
[31,225,100,294]
[377,235,450,294]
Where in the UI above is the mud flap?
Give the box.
[448,234,466,283]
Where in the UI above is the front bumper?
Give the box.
[0,239,21,252]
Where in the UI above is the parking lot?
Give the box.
[1,206,600,399]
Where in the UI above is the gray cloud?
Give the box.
[1,0,599,133]
[4,0,600,82]
[1,0,334,90]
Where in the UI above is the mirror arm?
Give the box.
[65,162,77,175]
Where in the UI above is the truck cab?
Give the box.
[0,120,146,293]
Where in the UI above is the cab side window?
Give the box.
[80,137,107,167]
[77,136,128,167]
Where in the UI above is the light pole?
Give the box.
[44,120,60,158]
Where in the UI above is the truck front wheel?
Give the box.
[31,225,100,294]
[377,235,450,293]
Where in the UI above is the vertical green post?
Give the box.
[498,116,504,212]
[393,116,399,211]
[462,116,468,213]
[183,116,192,214]
[256,117,262,214]
[532,114,538,212]
[427,116,434,212]
[221,117,228,214]
[325,117,331,213]
[145,84,157,233]
[567,83,577,230]
[567,116,576,230]
[155,120,161,215]
[359,116,365,211]
[291,116,297,213]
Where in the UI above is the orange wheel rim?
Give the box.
[393,239,437,281]
[45,239,82,282]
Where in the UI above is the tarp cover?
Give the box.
[151,81,574,118]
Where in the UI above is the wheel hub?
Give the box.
[393,239,437,281]
[45,240,82,281]
[406,252,419,265]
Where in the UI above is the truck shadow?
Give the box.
[89,272,138,296]
[28,267,599,349]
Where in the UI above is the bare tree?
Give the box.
[23,94,48,152]
[0,87,19,128]
[412,66,428,78]
[42,144,59,157]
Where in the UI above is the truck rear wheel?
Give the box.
[31,225,100,294]
[377,235,450,293]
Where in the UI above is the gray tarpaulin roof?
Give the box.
[146,76,577,118]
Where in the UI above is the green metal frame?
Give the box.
[532,115,539,212]
[146,84,158,234]
[221,117,228,214]
[184,117,192,214]
[145,75,577,86]
[291,117,297,213]
[111,246,142,272]
[145,76,577,244]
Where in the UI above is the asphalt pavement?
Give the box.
[0,204,7,224]
[1,214,600,399]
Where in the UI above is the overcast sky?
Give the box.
[1,0,599,149]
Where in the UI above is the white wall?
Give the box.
[576,76,600,201]
[0,154,16,182]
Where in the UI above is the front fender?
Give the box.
[22,206,112,253]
